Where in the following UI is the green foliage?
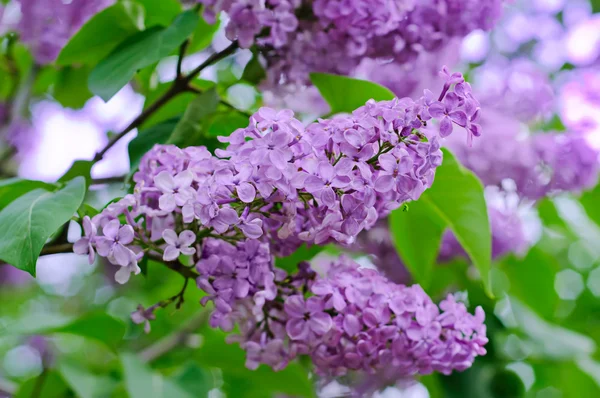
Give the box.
[0,177,85,276]
[580,183,600,228]
[57,1,145,66]
[0,178,56,209]
[58,361,118,398]
[121,353,194,398]
[59,160,94,187]
[15,372,69,398]
[241,53,266,85]
[168,89,220,147]
[128,119,179,171]
[135,0,182,27]
[196,328,315,398]
[310,72,395,115]
[188,15,221,54]
[53,66,94,109]
[275,244,324,273]
[89,11,199,101]
[390,149,492,295]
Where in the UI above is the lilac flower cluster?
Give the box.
[199,0,504,86]
[15,0,113,64]
[356,202,528,285]
[220,255,487,376]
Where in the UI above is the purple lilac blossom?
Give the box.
[198,0,504,87]
[73,71,480,283]
[221,255,487,376]
[16,0,113,64]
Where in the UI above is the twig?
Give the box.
[139,310,209,362]
[90,176,128,185]
[40,243,73,255]
[176,39,189,78]
[30,368,48,398]
[92,41,240,163]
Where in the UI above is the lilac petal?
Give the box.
[305,176,324,192]
[344,129,364,147]
[159,193,177,212]
[374,175,395,193]
[258,107,277,120]
[180,247,196,256]
[179,230,196,246]
[115,267,132,285]
[237,182,256,203]
[113,244,134,266]
[428,102,445,118]
[234,279,250,298]
[118,225,134,244]
[174,170,194,188]
[215,169,235,185]
[343,314,361,336]
[218,208,240,225]
[286,318,309,340]
[439,116,453,137]
[95,238,113,257]
[311,280,332,295]
[320,187,337,208]
[284,295,306,317]
[154,171,175,193]
[378,153,397,172]
[306,296,324,313]
[269,149,287,169]
[308,312,332,335]
[87,247,96,264]
[82,216,95,237]
[163,246,181,261]
[162,229,178,246]
[73,239,90,255]
[102,220,120,239]
[240,220,263,239]
[449,110,468,127]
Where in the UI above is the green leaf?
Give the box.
[128,119,178,171]
[196,328,314,398]
[57,1,145,66]
[59,160,94,187]
[135,0,182,27]
[276,244,323,273]
[168,89,220,147]
[55,312,126,349]
[206,111,249,137]
[389,200,446,288]
[241,53,265,85]
[499,248,560,320]
[0,177,86,276]
[173,362,211,398]
[121,353,194,398]
[580,184,600,228]
[58,361,118,398]
[188,15,220,53]
[310,72,395,115]
[403,149,492,295]
[0,178,56,209]
[89,11,199,101]
[15,372,69,398]
[53,66,94,109]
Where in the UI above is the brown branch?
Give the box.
[92,41,240,163]
[90,175,128,185]
[40,243,73,255]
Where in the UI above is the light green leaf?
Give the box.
[241,53,265,85]
[57,1,145,66]
[129,119,178,171]
[135,0,182,27]
[168,89,219,147]
[58,361,118,398]
[276,244,323,273]
[15,372,69,398]
[206,111,249,137]
[0,177,86,276]
[89,11,199,101]
[0,178,56,209]
[580,184,600,228]
[196,328,314,398]
[389,200,446,288]
[173,362,211,398]
[53,66,94,109]
[188,15,220,53]
[422,149,491,295]
[59,160,94,187]
[310,72,395,115]
[121,353,194,398]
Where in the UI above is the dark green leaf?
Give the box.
[15,372,69,398]
[0,178,56,209]
[0,177,86,276]
[121,353,193,398]
[188,15,220,53]
[206,111,249,137]
[580,184,600,228]
[128,119,178,171]
[58,361,118,398]
[135,0,182,27]
[173,362,211,398]
[241,53,265,85]
[389,200,446,288]
[310,72,395,115]
[56,312,126,349]
[168,89,219,147]
[89,11,199,101]
[53,66,94,108]
[275,244,323,273]
[57,1,145,66]
[196,328,314,398]
[59,160,94,187]
[143,83,197,127]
